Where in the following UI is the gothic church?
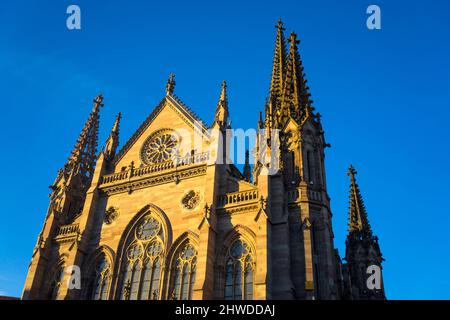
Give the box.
[22,20,386,300]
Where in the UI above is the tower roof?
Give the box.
[279,32,313,126]
[266,19,287,129]
[166,73,176,95]
[63,94,102,180]
[269,18,287,101]
[347,165,373,237]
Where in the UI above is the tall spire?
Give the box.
[344,165,385,300]
[269,18,287,100]
[347,165,372,237]
[214,80,229,127]
[104,112,121,160]
[266,19,287,129]
[63,94,103,180]
[243,149,251,182]
[279,32,313,125]
[166,73,176,95]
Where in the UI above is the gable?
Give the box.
[114,96,211,170]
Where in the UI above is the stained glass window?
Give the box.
[119,214,164,300]
[224,239,254,300]
[87,257,111,300]
[170,243,197,300]
[141,132,178,165]
[48,265,64,300]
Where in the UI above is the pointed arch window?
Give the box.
[87,256,111,300]
[224,239,254,300]
[170,243,197,300]
[47,265,64,300]
[119,215,165,300]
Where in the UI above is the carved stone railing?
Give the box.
[217,190,259,208]
[54,223,80,242]
[101,170,130,184]
[175,152,210,166]
[133,160,175,177]
[100,151,210,185]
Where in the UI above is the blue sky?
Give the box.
[0,0,449,299]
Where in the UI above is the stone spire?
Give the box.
[344,165,385,300]
[214,80,229,127]
[266,19,287,130]
[347,165,373,238]
[269,18,287,101]
[63,94,103,181]
[104,112,121,160]
[166,73,176,95]
[243,149,251,182]
[279,32,313,125]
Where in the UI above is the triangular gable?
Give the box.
[114,95,210,165]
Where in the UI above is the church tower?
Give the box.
[22,94,103,299]
[252,19,340,299]
[342,165,386,299]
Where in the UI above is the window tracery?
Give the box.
[87,256,111,300]
[224,239,254,300]
[119,215,164,300]
[170,243,197,300]
[140,130,178,165]
[47,265,64,300]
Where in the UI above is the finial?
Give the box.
[220,80,227,101]
[288,32,300,45]
[214,80,229,127]
[92,93,104,111]
[113,112,121,130]
[166,73,176,95]
[276,18,285,31]
[347,165,357,179]
[104,111,122,160]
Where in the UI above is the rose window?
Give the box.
[141,132,178,165]
[136,217,160,240]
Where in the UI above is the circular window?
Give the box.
[140,130,178,165]
[136,217,160,240]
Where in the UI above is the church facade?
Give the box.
[22,20,385,300]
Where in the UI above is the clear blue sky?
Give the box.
[0,0,449,299]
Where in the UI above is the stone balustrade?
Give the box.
[217,190,259,208]
[100,151,209,185]
[55,223,80,239]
